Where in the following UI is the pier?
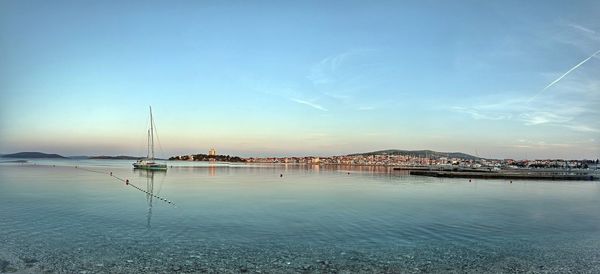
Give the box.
[409,170,599,181]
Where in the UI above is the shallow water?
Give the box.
[1,160,599,273]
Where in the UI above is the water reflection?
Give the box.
[319,164,392,174]
[158,162,400,177]
[135,169,166,229]
[257,163,395,174]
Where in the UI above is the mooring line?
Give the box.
[74,165,177,207]
[29,163,177,207]
[124,179,177,206]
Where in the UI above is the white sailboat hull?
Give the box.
[133,160,167,171]
[133,106,167,171]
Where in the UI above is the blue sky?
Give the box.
[1,0,599,159]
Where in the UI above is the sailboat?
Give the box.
[133,106,167,171]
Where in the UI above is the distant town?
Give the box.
[169,149,600,170]
[4,149,597,181]
[2,150,598,170]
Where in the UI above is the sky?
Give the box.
[0,0,599,159]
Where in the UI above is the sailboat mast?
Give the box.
[147,129,150,159]
[150,106,155,160]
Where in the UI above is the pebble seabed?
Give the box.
[1,236,599,273]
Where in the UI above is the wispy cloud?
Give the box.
[518,138,597,149]
[452,72,599,134]
[519,112,572,125]
[565,22,600,41]
[306,49,393,112]
[453,97,598,133]
[450,21,600,137]
[308,52,352,85]
[307,49,374,86]
[567,23,597,36]
[505,140,575,149]
[290,98,328,111]
[323,91,352,101]
[565,124,600,133]
[553,21,600,53]
[451,106,511,120]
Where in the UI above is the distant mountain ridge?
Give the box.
[1,152,67,158]
[2,150,481,161]
[89,155,144,160]
[348,149,480,160]
[0,152,150,160]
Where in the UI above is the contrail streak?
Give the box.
[529,49,600,102]
[290,98,328,111]
[542,49,600,90]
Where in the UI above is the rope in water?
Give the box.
[62,164,176,207]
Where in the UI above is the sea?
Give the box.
[1,159,599,273]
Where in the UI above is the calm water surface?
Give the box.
[1,159,599,273]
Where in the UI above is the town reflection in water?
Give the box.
[208,165,216,176]
[165,163,405,177]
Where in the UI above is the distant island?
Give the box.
[169,154,246,162]
[1,152,67,158]
[0,152,157,160]
[89,155,144,160]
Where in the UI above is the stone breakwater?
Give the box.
[410,170,598,181]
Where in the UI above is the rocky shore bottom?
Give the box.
[1,235,599,273]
